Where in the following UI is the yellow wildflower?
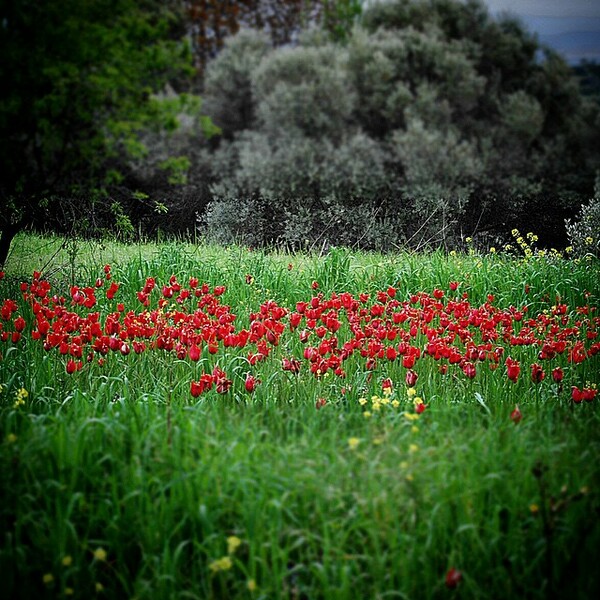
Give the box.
[65,587,74,596]
[43,573,54,585]
[407,388,416,397]
[348,437,360,450]
[62,555,73,567]
[529,504,539,515]
[358,397,367,406]
[247,579,257,592]
[411,426,419,434]
[93,547,107,562]
[409,443,419,454]
[6,433,17,444]
[391,399,400,408]
[209,556,233,573]
[227,536,241,555]
[363,411,372,419]
[95,582,104,592]
[403,412,419,422]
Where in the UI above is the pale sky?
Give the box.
[485,1,600,19]
[484,0,600,63]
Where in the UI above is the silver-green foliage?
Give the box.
[199,0,600,250]
[565,187,600,257]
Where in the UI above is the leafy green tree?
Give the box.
[0,0,214,266]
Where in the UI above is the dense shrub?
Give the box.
[565,186,600,257]
[196,0,600,251]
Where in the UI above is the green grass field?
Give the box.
[1,233,599,599]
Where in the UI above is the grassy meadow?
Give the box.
[1,232,599,600]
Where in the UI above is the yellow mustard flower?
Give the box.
[247,579,257,592]
[62,555,73,567]
[43,574,54,585]
[93,547,107,562]
[209,556,233,573]
[227,536,241,555]
[348,437,361,450]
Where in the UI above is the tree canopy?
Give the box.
[0,0,213,265]
[1,0,598,261]
[200,0,600,250]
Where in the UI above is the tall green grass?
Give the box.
[1,233,599,599]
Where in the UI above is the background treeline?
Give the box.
[1,0,599,264]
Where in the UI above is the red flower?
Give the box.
[405,370,418,387]
[66,359,82,374]
[14,316,26,332]
[245,374,258,393]
[315,397,327,410]
[382,377,393,392]
[462,362,476,379]
[449,281,459,291]
[530,363,545,384]
[506,357,520,383]
[188,344,201,362]
[282,357,301,373]
[106,282,120,300]
[551,367,564,383]
[571,386,584,403]
[510,405,522,424]
[415,402,426,414]
[445,567,462,589]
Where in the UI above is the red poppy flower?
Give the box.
[510,405,522,423]
[551,367,564,383]
[506,357,520,383]
[445,567,462,589]
[530,363,545,384]
[405,370,418,387]
[245,374,258,393]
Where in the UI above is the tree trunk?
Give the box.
[0,223,19,270]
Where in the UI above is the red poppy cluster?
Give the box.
[0,269,598,403]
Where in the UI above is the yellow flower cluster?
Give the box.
[13,387,28,408]
[209,556,233,573]
[227,536,241,555]
[209,535,244,574]
[348,437,361,450]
